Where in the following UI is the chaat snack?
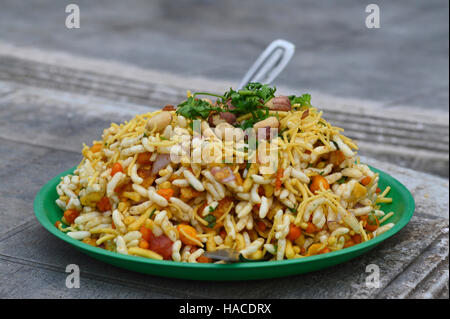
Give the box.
[55,83,394,262]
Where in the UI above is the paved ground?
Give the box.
[1,0,448,112]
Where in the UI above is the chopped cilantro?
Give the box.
[331,140,340,150]
[204,214,217,228]
[289,94,311,107]
[149,208,157,219]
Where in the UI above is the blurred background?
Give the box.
[0,0,448,176]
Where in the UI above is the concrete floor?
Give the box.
[0,0,448,112]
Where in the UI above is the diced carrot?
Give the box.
[139,225,152,242]
[305,222,316,234]
[96,196,111,212]
[111,221,116,229]
[360,176,372,186]
[309,175,330,194]
[139,239,150,249]
[111,162,123,176]
[329,150,345,166]
[63,209,79,224]
[275,168,284,190]
[319,247,331,254]
[136,152,152,165]
[197,255,212,263]
[256,220,266,232]
[54,221,61,228]
[177,224,200,246]
[156,188,174,201]
[90,143,102,153]
[287,224,302,241]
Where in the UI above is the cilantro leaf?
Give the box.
[176,97,216,119]
[204,214,217,228]
[289,94,312,107]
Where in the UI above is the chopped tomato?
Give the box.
[156,188,174,201]
[96,196,111,212]
[360,176,372,186]
[148,233,173,260]
[376,187,381,194]
[63,209,79,224]
[219,229,227,240]
[309,175,330,194]
[352,234,362,244]
[287,224,302,241]
[111,162,123,176]
[136,152,152,165]
[305,222,316,234]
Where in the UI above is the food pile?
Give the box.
[55,83,394,262]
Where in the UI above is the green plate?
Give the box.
[34,166,414,281]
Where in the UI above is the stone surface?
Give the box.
[0,216,447,298]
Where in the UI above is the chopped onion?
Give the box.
[151,154,170,175]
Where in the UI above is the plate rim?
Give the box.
[34,165,415,270]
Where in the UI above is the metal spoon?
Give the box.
[203,40,295,263]
[203,248,272,263]
[237,39,295,89]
